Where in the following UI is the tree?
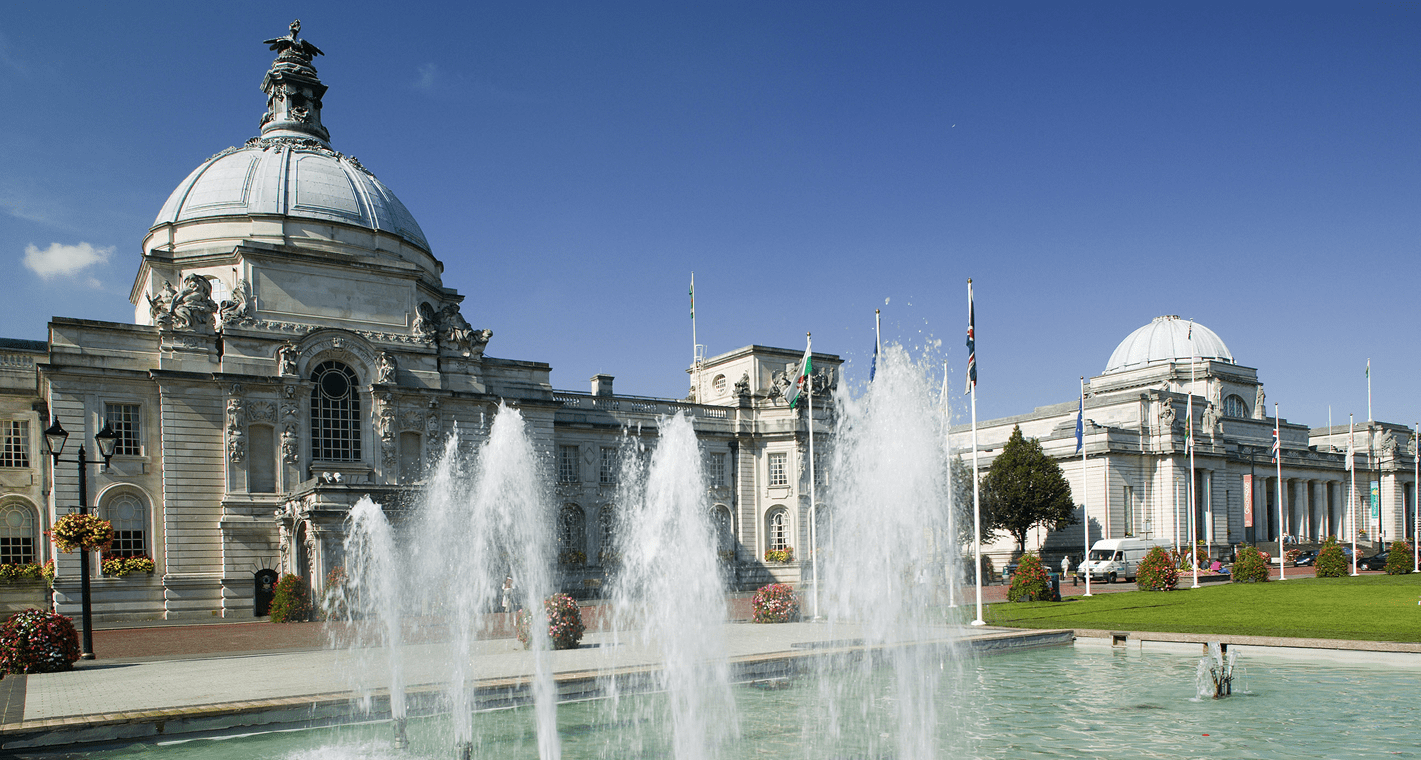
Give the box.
[948,453,990,548]
[979,425,1077,553]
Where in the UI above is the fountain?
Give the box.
[1196,642,1239,699]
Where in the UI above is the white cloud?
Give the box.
[23,242,113,280]
[414,63,439,93]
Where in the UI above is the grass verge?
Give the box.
[982,573,1421,642]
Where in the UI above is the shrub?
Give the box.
[516,592,585,649]
[764,547,794,564]
[1007,552,1052,602]
[47,513,114,553]
[752,583,799,623]
[321,567,348,621]
[1384,541,1414,575]
[0,563,52,583]
[268,574,313,623]
[1135,546,1179,591]
[1313,537,1349,578]
[1230,546,1271,583]
[0,609,81,675]
[100,554,155,577]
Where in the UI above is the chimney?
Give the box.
[591,374,614,397]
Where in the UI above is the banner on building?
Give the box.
[1370,482,1380,519]
[1243,474,1253,527]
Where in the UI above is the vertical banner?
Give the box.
[1370,482,1380,519]
[1243,474,1254,527]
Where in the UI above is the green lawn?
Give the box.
[979,574,1421,642]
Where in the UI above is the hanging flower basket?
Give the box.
[47,514,114,553]
[100,554,156,578]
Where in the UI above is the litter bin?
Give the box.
[1047,571,1062,602]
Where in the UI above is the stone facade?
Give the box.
[0,25,841,622]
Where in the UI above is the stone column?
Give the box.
[1298,479,1311,541]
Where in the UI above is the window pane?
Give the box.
[105,495,146,558]
[600,447,619,484]
[310,362,361,462]
[0,421,28,468]
[106,405,142,456]
[250,426,276,492]
[559,446,580,483]
[0,504,35,564]
[769,452,787,486]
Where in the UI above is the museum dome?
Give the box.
[149,20,430,254]
[1103,315,1233,375]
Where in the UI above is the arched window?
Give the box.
[711,505,734,553]
[104,493,147,558]
[766,507,789,551]
[598,505,617,555]
[559,504,586,556]
[311,361,362,461]
[0,501,37,565]
[713,374,727,396]
[1223,394,1249,419]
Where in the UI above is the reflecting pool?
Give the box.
[58,643,1421,759]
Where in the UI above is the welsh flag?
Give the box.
[786,341,812,410]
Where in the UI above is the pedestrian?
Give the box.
[1062,554,1076,587]
[501,575,515,614]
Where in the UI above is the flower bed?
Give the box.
[752,583,799,623]
[0,561,55,585]
[516,592,585,649]
[0,609,80,674]
[764,547,794,564]
[268,574,312,623]
[100,554,155,578]
[1230,545,1271,583]
[1135,546,1179,591]
[1007,552,1053,602]
[47,513,113,553]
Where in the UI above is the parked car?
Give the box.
[1293,550,1318,567]
[1357,551,1390,571]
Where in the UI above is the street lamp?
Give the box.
[44,417,118,660]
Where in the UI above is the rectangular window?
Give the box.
[399,432,423,483]
[600,447,619,484]
[559,446,580,483]
[106,404,142,456]
[0,420,28,468]
[768,452,788,487]
[249,426,277,493]
[709,452,726,487]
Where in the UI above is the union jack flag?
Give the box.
[1271,426,1280,463]
[965,280,977,394]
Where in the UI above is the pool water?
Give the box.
[48,644,1421,759]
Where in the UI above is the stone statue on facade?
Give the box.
[264,21,323,62]
[147,281,178,328]
[1201,403,1222,438]
[280,428,299,464]
[377,394,396,466]
[164,274,219,332]
[767,369,791,401]
[226,397,246,463]
[1254,384,1266,419]
[276,343,299,376]
[1378,430,1398,457]
[413,302,438,343]
[734,372,751,398]
[376,352,398,384]
[1159,401,1176,432]
[218,278,255,327]
[434,304,493,358]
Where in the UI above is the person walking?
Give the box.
[1061,554,1075,587]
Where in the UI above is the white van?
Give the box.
[1080,538,1171,583]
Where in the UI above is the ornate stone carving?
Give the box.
[377,393,396,466]
[426,399,441,440]
[277,342,299,376]
[281,387,300,464]
[399,408,424,432]
[1253,385,1266,419]
[1158,401,1176,431]
[1378,430,1398,457]
[226,397,246,463]
[249,401,276,423]
[218,278,256,327]
[149,274,218,332]
[767,370,791,401]
[1408,433,1418,458]
[147,281,177,328]
[1201,403,1222,438]
[281,428,299,464]
[734,372,750,398]
[413,302,438,343]
[436,304,493,358]
[376,352,398,384]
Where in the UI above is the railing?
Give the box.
[0,351,38,370]
[553,391,731,419]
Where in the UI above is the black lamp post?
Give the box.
[44,417,118,660]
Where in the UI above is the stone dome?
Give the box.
[152,140,430,253]
[1103,315,1233,374]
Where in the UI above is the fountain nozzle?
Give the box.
[392,717,409,750]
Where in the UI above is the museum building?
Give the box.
[959,315,1418,569]
[0,26,839,621]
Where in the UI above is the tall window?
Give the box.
[106,404,142,456]
[0,502,36,564]
[712,505,734,552]
[105,493,147,558]
[311,362,361,461]
[559,446,580,483]
[399,432,423,482]
[249,425,277,493]
[767,507,789,550]
[768,452,788,486]
[0,421,28,468]
[598,505,618,557]
[600,447,619,484]
[709,452,726,487]
[559,504,586,555]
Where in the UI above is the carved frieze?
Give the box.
[249,401,276,424]
[150,274,219,333]
[226,396,246,463]
[376,393,396,466]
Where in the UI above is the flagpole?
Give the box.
[1367,359,1372,422]
[1413,422,1418,573]
[943,361,957,608]
[1188,324,1199,589]
[806,332,820,621]
[1276,403,1286,580]
[1350,415,1358,575]
[1080,376,1092,597]
[875,309,882,358]
[967,280,984,626]
[690,273,700,399]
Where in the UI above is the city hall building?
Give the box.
[958,315,1418,569]
[0,26,839,621]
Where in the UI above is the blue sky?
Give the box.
[1,2,1417,428]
